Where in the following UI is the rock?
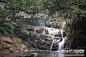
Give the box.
[45,29,48,34]
[47,23,51,27]
[45,38,51,41]
[27,25,34,31]
[9,47,14,52]
[51,43,58,51]
[21,44,27,50]
[40,40,46,45]
[36,27,43,33]
[38,44,46,50]
[1,36,12,44]
[22,24,34,31]
[12,37,17,43]
[3,44,13,51]
[63,32,66,37]
[53,23,58,28]
[40,34,48,39]
[30,53,39,57]
[21,44,26,49]
[54,32,61,37]
[3,45,10,49]
[32,42,37,48]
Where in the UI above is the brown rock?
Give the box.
[28,25,34,31]
[54,32,60,37]
[1,36,12,44]
[36,28,43,33]
[3,46,10,49]
[3,44,12,50]
[40,34,48,38]
[45,29,48,34]
[9,47,14,52]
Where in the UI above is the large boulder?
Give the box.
[1,36,12,44]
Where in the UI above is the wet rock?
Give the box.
[63,32,66,37]
[45,29,48,34]
[54,33,60,37]
[30,53,39,57]
[51,43,58,51]
[36,27,43,33]
[47,22,52,27]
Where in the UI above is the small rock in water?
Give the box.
[30,53,39,57]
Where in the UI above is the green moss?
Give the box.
[41,40,46,42]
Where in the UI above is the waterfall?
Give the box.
[50,22,66,51]
[34,27,36,33]
[50,38,54,51]
[42,27,46,34]
[58,22,66,50]
[39,18,46,34]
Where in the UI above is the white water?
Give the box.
[58,22,66,50]
[33,18,66,57]
[33,18,66,51]
[42,27,46,34]
[50,22,66,51]
[34,27,36,33]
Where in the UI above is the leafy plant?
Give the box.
[30,33,36,41]
[31,33,36,39]
[0,4,16,38]
[19,29,29,40]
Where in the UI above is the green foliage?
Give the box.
[29,32,36,41]
[31,33,36,39]
[0,4,17,38]
[0,21,16,37]
[21,29,29,36]
[19,29,29,39]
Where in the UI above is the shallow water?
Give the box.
[0,51,85,57]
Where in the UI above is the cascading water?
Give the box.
[42,27,46,34]
[34,27,36,33]
[50,22,66,51]
[39,18,46,34]
[58,22,66,50]
[51,22,53,29]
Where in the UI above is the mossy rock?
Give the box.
[41,40,46,43]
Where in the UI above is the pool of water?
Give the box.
[0,51,85,57]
